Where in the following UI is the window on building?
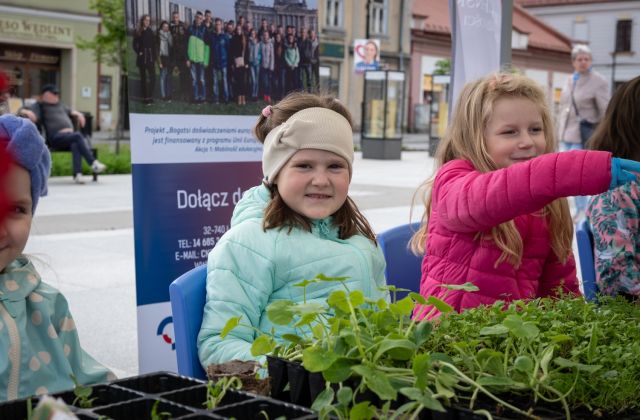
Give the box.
[319,65,339,97]
[169,3,179,15]
[99,75,112,110]
[325,0,343,28]
[615,19,632,52]
[369,0,388,36]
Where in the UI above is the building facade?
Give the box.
[318,0,411,130]
[518,0,640,90]
[410,0,574,135]
[0,1,120,131]
[236,0,317,31]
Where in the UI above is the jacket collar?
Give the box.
[0,257,40,317]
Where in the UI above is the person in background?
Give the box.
[283,33,300,94]
[272,32,285,102]
[309,29,320,92]
[0,115,114,400]
[197,93,387,365]
[210,18,230,104]
[557,44,610,221]
[410,72,640,318]
[157,20,173,101]
[248,29,261,101]
[258,30,274,103]
[18,85,106,184]
[187,11,208,103]
[586,76,640,299]
[203,9,215,104]
[133,14,157,104]
[169,11,190,102]
[298,28,313,92]
[229,24,248,106]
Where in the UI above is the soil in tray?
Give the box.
[207,360,270,396]
[0,397,37,419]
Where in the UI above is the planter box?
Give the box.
[0,396,36,419]
[210,398,316,419]
[112,371,203,395]
[93,397,193,419]
[0,371,317,419]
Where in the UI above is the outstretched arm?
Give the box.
[434,151,612,233]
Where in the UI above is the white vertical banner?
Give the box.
[449,0,503,115]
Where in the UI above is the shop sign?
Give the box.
[0,17,74,43]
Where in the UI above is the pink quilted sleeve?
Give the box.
[433,150,612,233]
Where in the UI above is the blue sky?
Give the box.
[178,1,317,22]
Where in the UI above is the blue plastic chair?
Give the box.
[576,218,598,301]
[377,222,423,299]
[169,264,208,379]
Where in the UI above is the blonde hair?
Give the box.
[410,73,572,267]
[253,92,377,243]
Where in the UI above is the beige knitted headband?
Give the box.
[262,107,354,185]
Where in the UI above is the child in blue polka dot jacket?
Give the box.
[0,114,112,401]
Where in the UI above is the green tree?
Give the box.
[77,0,127,153]
[434,59,451,75]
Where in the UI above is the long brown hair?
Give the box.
[410,73,573,267]
[254,92,377,243]
[136,14,151,35]
[587,75,640,160]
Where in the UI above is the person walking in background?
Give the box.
[197,93,387,365]
[169,11,190,102]
[229,25,248,106]
[187,11,208,103]
[284,33,300,95]
[133,14,157,105]
[0,115,114,400]
[248,29,261,101]
[157,20,173,101]
[210,18,229,104]
[557,44,610,221]
[586,76,640,299]
[410,72,640,318]
[18,85,106,184]
[258,30,274,103]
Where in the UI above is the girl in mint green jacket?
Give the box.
[198,93,387,366]
[0,115,112,401]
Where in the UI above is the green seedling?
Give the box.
[69,373,96,409]
[204,376,242,410]
[150,400,171,420]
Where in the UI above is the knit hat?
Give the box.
[262,107,354,185]
[0,115,51,213]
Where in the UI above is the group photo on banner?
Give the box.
[127,0,320,115]
[125,0,319,372]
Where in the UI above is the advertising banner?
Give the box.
[449,0,502,114]
[125,0,318,372]
[354,38,381,74]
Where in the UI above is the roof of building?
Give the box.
[413,0,573,53]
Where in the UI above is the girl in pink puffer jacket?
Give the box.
[411,73,640,318]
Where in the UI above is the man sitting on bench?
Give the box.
[18,84,106,184]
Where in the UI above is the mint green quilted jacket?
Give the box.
[197,185,387,366]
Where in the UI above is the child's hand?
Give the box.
[610,157,640,189]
